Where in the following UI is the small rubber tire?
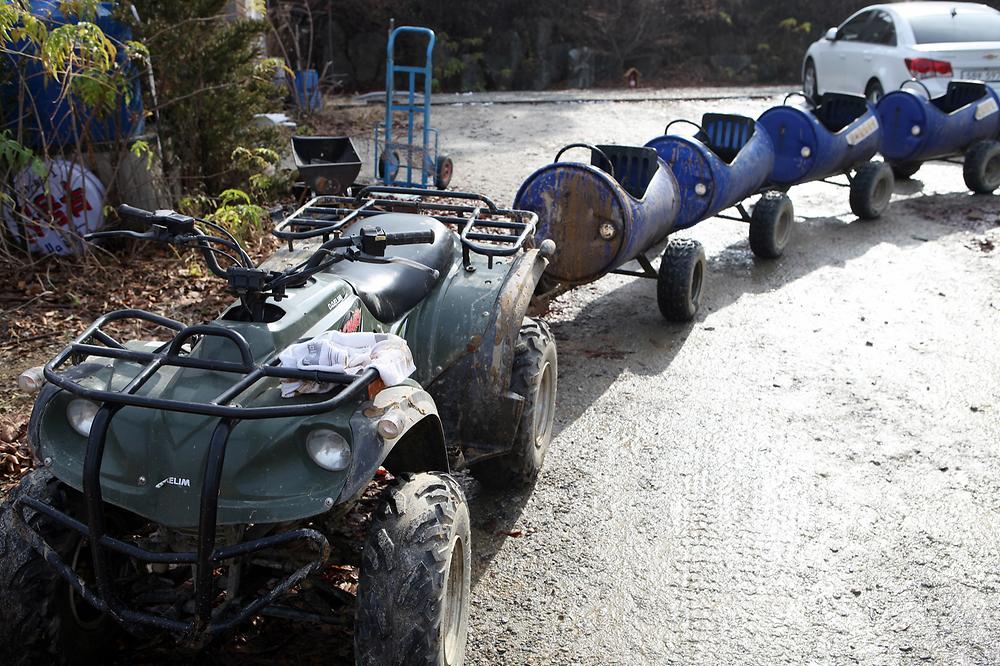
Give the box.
[435,155,454,190]
[891,161,922,180]
[749,191,795,258]
[657,238,706,322]
[355,472,471,666]
[378,151,401,183]
[468,318,557,489]
[849,161,894,220]
[0,470,125,666]
[963,140,1000,194]
[803,59,819,104]
[865,79,884,104]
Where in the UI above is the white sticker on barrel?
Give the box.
[846,117,879,146]
[975,98,998,121]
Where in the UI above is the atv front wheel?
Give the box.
[0,469,126,666]
[355,473,471,666]
[749,191,794,258]
[469,318,557,488]
[657,238,706,322]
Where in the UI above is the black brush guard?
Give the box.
[14,309,379,637]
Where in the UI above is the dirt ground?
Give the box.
[3,86,1000,665]
[421,91,1000,666]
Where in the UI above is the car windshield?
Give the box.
[907,9,1000,43]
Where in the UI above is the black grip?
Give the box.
[117,204,155,223]
[386,230,435,245]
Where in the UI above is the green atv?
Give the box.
[0,186,558,665]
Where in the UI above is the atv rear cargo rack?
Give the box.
[274,185,538,269]
[16,309,380,636]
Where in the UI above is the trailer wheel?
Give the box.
[657,238,706,322]
[891,161,922,180]
[749,191,794,258]
[377,151,400,183]
[0,470,126,666]
[850,161,895,220]
[435,155,454,190]
[469,318,557,489]
[355,473,470,666]
[963,140,1000,194]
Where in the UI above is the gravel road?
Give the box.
[411,89,1000,666]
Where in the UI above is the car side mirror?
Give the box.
[825,27,839,41]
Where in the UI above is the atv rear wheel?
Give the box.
[0,469,127,666]
[355,473,471,666]
[469,318,557,488]
[749,191,794,258]
[850,161,894,220]
[657,238,706,322]
[963,140,1000,194]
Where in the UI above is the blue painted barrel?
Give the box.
[294,69,322,112]
[645,114,775,229]
[513,145,680,286]
[877,80,1000,163]
[758,93,881,186]
[1,1,144,147]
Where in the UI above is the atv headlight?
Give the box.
[306,429,351,471]
[66,399,99,437]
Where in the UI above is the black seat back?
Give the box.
[814,92,869,133]
[932,80,988,113]
[697,113,757,164]
[592,145,660,199]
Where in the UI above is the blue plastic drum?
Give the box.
[645,114,775,229]
[758,93,882,187]
[877,80,1000,163]
[513,144,680,286]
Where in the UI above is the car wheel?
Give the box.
[865,79,884,104]
[803,59,819,103]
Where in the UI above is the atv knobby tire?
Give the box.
[468,318,557,488]
[657,238,706,322]
[850,161,894,220]
[355,473,471,666]
[0,469,125,666]
[749,191,794,258]
[963,140,1000,194]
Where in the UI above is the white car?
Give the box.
[803,2,1000,103]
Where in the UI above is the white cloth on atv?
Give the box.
[277,331,415,398]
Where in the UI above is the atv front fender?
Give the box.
[428,248,550,465]
[338,384,448,503]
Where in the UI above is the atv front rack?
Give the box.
[274,185,538,269]
[17,309,380,636]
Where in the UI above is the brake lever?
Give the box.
[347,248,440,280]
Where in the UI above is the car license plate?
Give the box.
[961,68,1000,81]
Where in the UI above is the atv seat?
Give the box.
[592,145,660,199]
[698,113,757,164]
[815,93,868,133]
[932,80,988,114]
[329,212,453,322]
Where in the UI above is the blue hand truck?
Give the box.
[373,24,453,190]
